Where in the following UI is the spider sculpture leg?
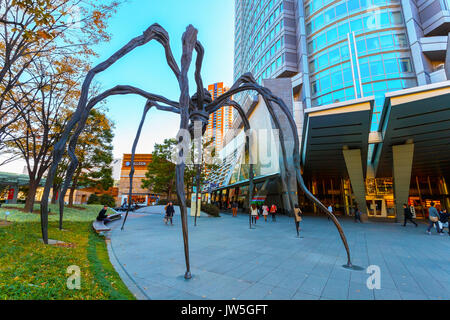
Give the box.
[54,86,179,236]
[41,23,182,244]
[204,75,353,266]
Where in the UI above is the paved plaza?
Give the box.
[107,206,450,300]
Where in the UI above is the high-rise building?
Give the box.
[234,0,450,129]
[209,0,450,220]
[205,83,234,151]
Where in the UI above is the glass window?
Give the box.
[345,87,355,99]
[347,0,360,12]
[320,75,331,90]
[387,79,402,90]
[366,37,380,51]
[390,11,403,24]
[335,3,347,17]
[363,83,373,96]
[357,39,366,54]
[370,60,384,76]
[373,81,387,92]
[311,81,318,95]
[383,58,399,74]
[329,48,340,64]
[324,8,335,23]
[316,33,327,49]
[395,34,407,47]
[331,71,343,88]
[380,34,394,47]
[327,28,337,43]
[359,62,370,79]
[306,22,312,34]
[333,89,345,102]
[340,44,350,58]
[399,58,412,72]
[380,12,389,26]
[315,14,324,30]
[343,68,353,84]
[350,19,363,32]
[318,54,328,68]
[338,23,350,38]
[309,60,316,73]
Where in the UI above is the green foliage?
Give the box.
[201,202,220,217]
[0,205,135,299]
[76,109,115,192]
[87,194,100,205]
[99,194,116,207]
[141,138,177,198]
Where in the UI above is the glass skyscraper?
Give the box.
[234,0,449,130]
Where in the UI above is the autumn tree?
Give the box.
[4,54,85,212]
[0,0,121,163]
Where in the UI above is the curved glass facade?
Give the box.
[304,0,417,128]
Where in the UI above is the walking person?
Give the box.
[232,201,238,217]
[403,203,418,227]
[438,209,449,235]
[354,206,363,223]
[165,202,175,225]
[294,204,303,237]
[262,203,269,222]
[426,202,441,235]
[251,204,258,225]
[270,204,277,222]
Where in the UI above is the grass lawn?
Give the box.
[0,204,136,300]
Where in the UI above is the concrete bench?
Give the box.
[92,220,111,233]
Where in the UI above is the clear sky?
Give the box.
[2,0,235,173]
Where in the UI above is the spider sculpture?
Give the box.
[40,24,354,279]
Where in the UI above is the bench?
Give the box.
[92,220,111,233]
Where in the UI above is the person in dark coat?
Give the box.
[166,202,175,225]
[354,206,362,223]
[403,203,418,227]
[96,205,111,223]
[438,209,449,235]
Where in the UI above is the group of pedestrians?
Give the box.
[426,202,449,235]
[249,203,278,224]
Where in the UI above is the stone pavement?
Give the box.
[107,206,450,300]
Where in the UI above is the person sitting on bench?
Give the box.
[97,205,112,224]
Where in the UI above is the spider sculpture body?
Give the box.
[40,24,354,279]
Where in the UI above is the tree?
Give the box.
[4,55,84,212]
[0,0,121,137]
[142,138,177,201]
[142,137,218,202]
[67,108,114,207]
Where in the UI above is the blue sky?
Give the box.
[2,0,235,173]
[94,0,235,160]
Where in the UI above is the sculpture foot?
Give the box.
[184,271,192,280]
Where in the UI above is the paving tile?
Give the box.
[110,211,450,300]
[320,278,349,300]
[298,275,328,297]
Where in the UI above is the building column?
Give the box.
[343,148,368,221]
[392,143,415,222]
[445,32,450,80]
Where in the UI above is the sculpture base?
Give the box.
[342,264,364,271]
[184,271,192,280]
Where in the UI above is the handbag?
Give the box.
[430,216,439,222]
[256,215,259,220]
